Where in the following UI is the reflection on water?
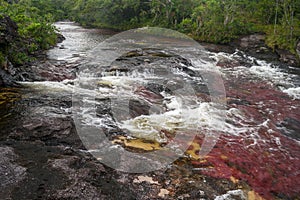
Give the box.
[47,21,114,61]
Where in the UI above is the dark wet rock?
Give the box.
[200,42,236,54]
[276,49,299,67]
[227,98,251,106]
[0,68,20,87]
[96,98,113,116]
[215,55,241,68]
[129,99,151,118]
[6,60,16,76]
[125,50,143,57]
[56,33,65,44]
[123,49,174,58]
[33,60,77,81]
[145,83,167,95]
[48,156,109,200]
[106,65,130,73]
[58,45,65,49]
[134,86,164,102]
[112,49,198,80]
[10,109,83,147]
[3,87,82,147]
[277,118,300,140]
[239,34,266,49]
[0,146,26,199]
[8,141,72,200]
[232,34,279,62]
[150,52,173,58]
[13,65,40,82]
[14,60,78,82]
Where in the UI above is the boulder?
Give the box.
[56,33,66,44]
[0,68,19,87]
[233,34,279,62]
[239,34,266,49]
[276,49,299,67]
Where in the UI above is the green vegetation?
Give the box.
[0,0,58,66]
[56,0,300,55]
[8,0,299,46]
[1,0,300,66]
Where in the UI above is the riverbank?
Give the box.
[0,21,299,200]
[201,33,300,68]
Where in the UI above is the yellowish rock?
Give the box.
[230,176,239,184]
[186,141,201,160]
[113,136,161,151]
[248,191,265,200]
[97,80,113,88]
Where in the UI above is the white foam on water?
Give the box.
[21,80,75,92]
[209,51,300,100]
[23,51,296,152]
[249,64,292,87]
[214,189,246,200]
[119,102,226,143]
[282,87,300,100]
[73,58,284,148]
[247,61,299,99]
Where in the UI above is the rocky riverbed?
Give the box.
[0,22,299,200]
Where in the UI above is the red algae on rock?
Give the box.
[188,132,300,199]
[187,75,300,199]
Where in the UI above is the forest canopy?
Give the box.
[52,0,300,54]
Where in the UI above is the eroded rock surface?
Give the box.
[0,147,26,199]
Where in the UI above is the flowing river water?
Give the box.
[0,22,299,199]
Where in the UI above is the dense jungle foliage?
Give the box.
[0,0,58,66]
[55,0,300,53]
[1,0,300,66]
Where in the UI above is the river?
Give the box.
[0,21,299,200]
